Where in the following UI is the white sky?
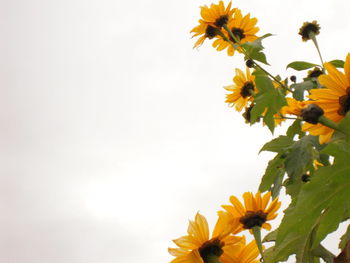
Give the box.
[1,0,350,262]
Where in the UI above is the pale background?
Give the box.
[1,0,350,262]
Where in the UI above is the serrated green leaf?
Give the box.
[271,169,284,199]
[329,60,345,68]
[339,225,350,250]
[291,80,315,101]
[241,36,270,65]
[259,153,285,192]
[286,119,305,139]
[287,61,319,71]
[273,149,350,263]
[263,230,278,243]
[260,136,294,153]
[312,245,335,263]
[284,135,317,197]
[250,70,287,132]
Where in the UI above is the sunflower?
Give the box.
[225,68,256,112]
[223,240,260,263]
[213,9,259,56]
[280,97,307,116]
[221,191,281,232]
[169,212,244,263]
[302,53,350,144]
[191,1,236,48]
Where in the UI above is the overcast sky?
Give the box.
[1,0,350,262]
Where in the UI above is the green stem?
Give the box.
[310,33,324,68]
[318,116,348,134]
[252,226,266,263]
[206,254,222,263]
[222,24,292,93]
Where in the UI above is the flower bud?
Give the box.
[301,104,324,124]
[245,59,255,68]
[299,21,321,41]
[290,75,296,83]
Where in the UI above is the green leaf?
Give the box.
[259,153,285,192]
[260,136,294,153]
[291,80,315,101]
[284,135,317,197]
[271,169,284,199]
[272,147,350,263]
[241,34,272,65]
[312,245,335,263]
[286,119,305,139]
[329,60,345,68]
[263,230,278,243]
[250,70,287,132]
[287,61,318,71]
[339,225,350,250]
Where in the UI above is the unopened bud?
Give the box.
[246,59,255,68]
[290,75,296,83]
[301,104,324,124]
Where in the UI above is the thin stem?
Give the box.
[274,116,299,120]
[252,226,266,263]
[222,24,292,93]
[310,33,324,68]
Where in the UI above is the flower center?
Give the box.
[240,82,254,98]
[230,27,245,43]
[338,87,350,116]
[239,210,267,229]
[205,25,218,39]
[199,238,224,263]
[215,15,228,27]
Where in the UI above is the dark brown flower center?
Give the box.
[215,15,228,27]
[199,239,224,263]
[308,68,324,78]
[338,87,350,116]
[239,210,267,229]
[205,25,218,39]
[240,82,254,98]
[230,27,245,43]
[299,21,320,41]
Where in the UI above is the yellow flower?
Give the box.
[223,240,260,263]
[169,212,244,263]
[225,68,256,112]
[221,191,281,232]
[280,97,307,116]
[213,9,259,56]
[302,53,350,144]
[191,1,236,48]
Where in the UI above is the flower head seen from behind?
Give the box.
[191,1,236,48]
[299,20,320,41]
[222,191,281,232]
[169,212,244,263]
[302,53,350,144]
[225,68,256,112]
[213,9,259,56]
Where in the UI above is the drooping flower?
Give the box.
[223,240,260,263]
[302,53,350,144]
[169,212,244,263]
[213,9,259,56]
[225,68,256,112]
[221,191,281,232]
[299,20,320,41]
[191,1,236,48]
